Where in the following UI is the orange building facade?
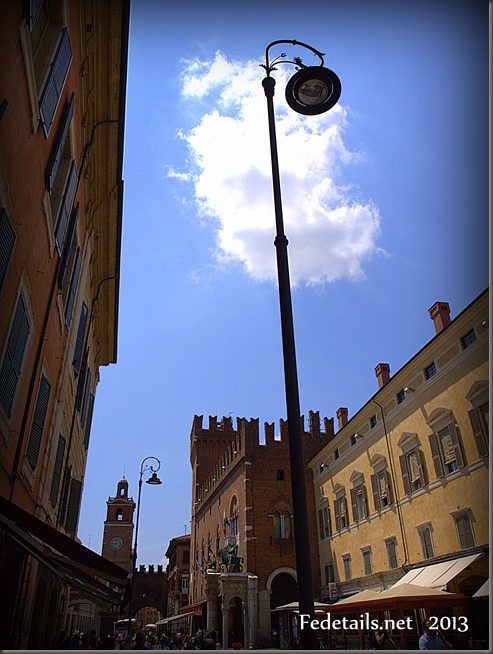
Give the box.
[0,1,130,648]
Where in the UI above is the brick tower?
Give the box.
[101,477,135,572]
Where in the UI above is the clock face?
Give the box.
[110,537,123,551]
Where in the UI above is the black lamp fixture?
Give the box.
[146,471,162,485]
[260,40,341,650]
[127,456,162,633]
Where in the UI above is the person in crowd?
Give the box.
[133,630,150,650]
[121,634,134,650]
[194,627,203,650]
[101,635,116,650]
[368,621,397,649]
[419,619,452,650]
[201,630,216,650]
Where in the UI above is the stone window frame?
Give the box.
[397,433,427,495]
[450,508,476,550]
[385,537,398,569]
[417,522,435,560]
[361,546,372,576]
[333,484,349,532]
[427,408,465,478]
[369,454,394,512]
[342,554,352,581]
[349,471,369,523]
[318,497,331,540]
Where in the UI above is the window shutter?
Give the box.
[318,509,325,539]
[333,499,340,532]
[385,471,394,504]
[448,422,465,468]
[46,93,74,193]
[55,160,77,254]
[456,515,474,549]
[80,368,91,426]
[0,293,30,417]
[350,487,358,522]
[64,247,81,327]
[468,408,489,459]
[59,464,71,526]
[49,435,66,507]
[65,478,82,537]
[399,455,411,494]
[370,474,380,511]
[0,208,16,292]
[363,486,369,517]
[39,28,72,137]
[58,202,79,289]
[84,393,94,450]
[418,449,427,486]
[326,507,331,536]
[76,348,88,410]
[25,375,51,469]
[72,302,88,375]
[429,433,444,478]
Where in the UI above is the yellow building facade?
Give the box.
[308,290,488,642]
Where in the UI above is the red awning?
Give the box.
[0,496,129,609]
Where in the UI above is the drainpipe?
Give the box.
[372,397,410,571]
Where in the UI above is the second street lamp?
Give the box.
[260,40,341,650]
[127,456,162,635]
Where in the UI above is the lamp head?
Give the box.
[285,66,341,115]
[146,472,162,485]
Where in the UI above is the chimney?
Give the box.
[375,363,391,389]
[336,407,348,430]
[429,301,451,334]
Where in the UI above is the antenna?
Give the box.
[184,524,187,535]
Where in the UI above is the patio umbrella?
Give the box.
[335,589,381,605]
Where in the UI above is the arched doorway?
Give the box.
[226,596,244,647]
[270,570,297,648]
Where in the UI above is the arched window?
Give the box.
[273,510,292,539]
[116,508,123,521]
[273,511,281,539]
[282,511,292,539]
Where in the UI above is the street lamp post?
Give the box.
[260,40,341,650]
[127,456,162,635]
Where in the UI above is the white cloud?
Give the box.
[170,51,381,286]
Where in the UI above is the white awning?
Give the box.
[157,611,195,625]
[392,553,482,590]
[473,579,489,598]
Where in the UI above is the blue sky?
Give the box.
[78,0,489,567]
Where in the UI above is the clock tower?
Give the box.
[101,477,135,571]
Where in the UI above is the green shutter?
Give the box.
[25,375,51,469]
[72,302,88,375]
[0,294,30,417]
[65,478,82,537]
[468,408,489,459]
[83,394,95,449]
[0,208,16,292]
[64,247,81,327]
[399,455,411,494]
[49,435,66,507]
[429,433,444,478]
[55,160,77,254]
[39,28,72,137]
[46,93,74,193]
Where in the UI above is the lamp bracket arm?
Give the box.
[261,39,326,75]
